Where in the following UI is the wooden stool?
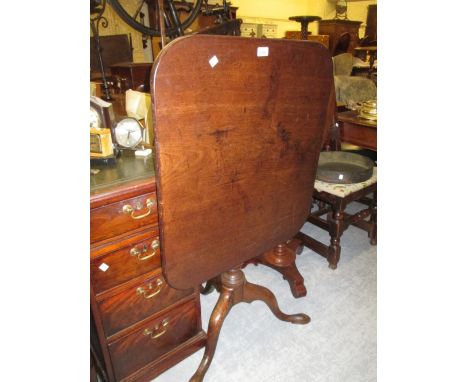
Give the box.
[290,89,378,270]
[296,168,377,269]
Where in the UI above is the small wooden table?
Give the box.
[338,110,377,151]
[288,16,322,40]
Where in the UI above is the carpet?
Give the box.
[155,201,377,382]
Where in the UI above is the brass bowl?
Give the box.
[359,111,377,121]
[360,100,377,108]
[357,100,377,121]
[317,151,374,184]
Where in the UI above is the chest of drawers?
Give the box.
[91,153,206,381]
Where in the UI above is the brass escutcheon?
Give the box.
[130,239,160,261]
[136,278,163,299]
[122,198,155,220]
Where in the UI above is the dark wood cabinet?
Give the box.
[318,19,362,54]
[109,62,153,92]
[365,4,377,42]
[91,152,206,382]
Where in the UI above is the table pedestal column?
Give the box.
[289,16,322,40]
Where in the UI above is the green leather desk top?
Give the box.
[90,150,155,196]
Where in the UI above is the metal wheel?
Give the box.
[108,0,203,37]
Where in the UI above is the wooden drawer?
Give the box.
[91,233,161,295]
[108,298,200,381]
[98,273,193,338]
[91,192,157,243]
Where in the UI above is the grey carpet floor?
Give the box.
[154,202,377,382]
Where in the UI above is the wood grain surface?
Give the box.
[151,35,333,290]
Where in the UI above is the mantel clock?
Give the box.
[90,96,117,164]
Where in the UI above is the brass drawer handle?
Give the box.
[143,319,169,340]
[130,239,160,261]
[122,198,155,220]
[136,278,163,299]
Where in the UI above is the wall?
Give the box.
[231,0,319,37]
[232,0,376,38]
[91,0,376,62]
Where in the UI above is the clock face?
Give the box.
[114,117,143,148]
[90,107,101,129]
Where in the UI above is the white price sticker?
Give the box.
[338,174,344,180]
[257,47,269,57]
[209,55,219,68]
[99,263,109,272]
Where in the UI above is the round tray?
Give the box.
[358,112,377,121]
[316,151,374,184]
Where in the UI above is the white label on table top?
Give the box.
[209,55,219,68]
[257,47,269,57]
[99,263,109,272]
[339,174,344,180]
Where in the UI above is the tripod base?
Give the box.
[248,241,307,298]
[189,267,310,382]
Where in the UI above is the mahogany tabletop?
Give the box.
[288,16,322,23]
[151,35,333,290]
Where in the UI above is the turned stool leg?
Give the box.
[328,208,345,270]
[317,200,327,210]
[369,190,377,245]
[257,241,307,298]
[189,267,309,382]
